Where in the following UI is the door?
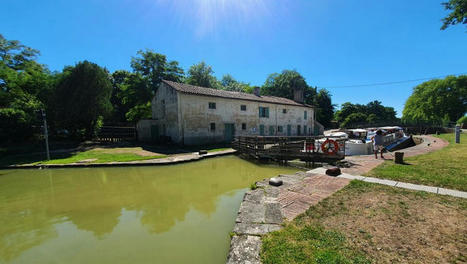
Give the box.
[269,125,274,136]
[287,125,291,136]
[297,125,301,136]
[224,123,235,143]
[150,125,159,141]
[304,125,307,136]
[259,124,265,136]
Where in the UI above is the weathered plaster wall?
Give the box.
[151,83,180,142]
[178,93,314,145]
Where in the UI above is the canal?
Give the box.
[0,155,298,264]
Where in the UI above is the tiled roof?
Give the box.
[162,80,312,107]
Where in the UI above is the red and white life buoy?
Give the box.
[321,139,339,155]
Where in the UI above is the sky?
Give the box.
[2,0,467,117]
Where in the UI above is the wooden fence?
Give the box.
[97,126,137,142]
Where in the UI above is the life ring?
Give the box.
[321,139,339,155]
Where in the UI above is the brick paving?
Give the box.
[341,135,449,175]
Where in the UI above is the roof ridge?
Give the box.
[161,80,312,107]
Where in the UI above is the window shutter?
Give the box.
[266,108,269,118]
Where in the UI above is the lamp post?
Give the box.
[40,109,50,160]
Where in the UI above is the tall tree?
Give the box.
[441,0,467,30]
[0,34,54,142]
[186,61,219,88]
[402,75,467,124]
[130,50,184,93]
[54,61,112,139]
[314,89,335,127]
[261,70,308,100]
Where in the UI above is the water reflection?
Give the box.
[0,156,298,263]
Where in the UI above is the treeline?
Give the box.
[0,35,335,143]
[335,101,398,128]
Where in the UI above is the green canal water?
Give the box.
[0,156,298,264]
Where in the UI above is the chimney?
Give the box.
[293,86,304,103]
[253,86,260,96]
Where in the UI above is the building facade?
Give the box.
[137,80,316,145]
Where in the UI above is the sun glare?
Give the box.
[155,0,270,37]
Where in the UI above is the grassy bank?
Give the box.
[366,133,466,191]
[261,181,466,264]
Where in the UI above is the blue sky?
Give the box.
[2,0,467,116]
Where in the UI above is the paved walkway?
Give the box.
[310,167,467,199]
[341,135,449,175]
[227,172,350,264]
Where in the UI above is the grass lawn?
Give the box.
[366,133,467,191]
[207,147,231,152]
[261,181,467,264]
[34,149,167,165]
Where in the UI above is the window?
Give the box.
[210,123,216,131]
[283,109,287,114]
[241,105,247,111]
[259,107,269,118]
[304,111,307,119]
[297,125,301,136]
[209,102,216,109]
[277,126,283,132]
[242,123,246,130]
[269,126,274,135]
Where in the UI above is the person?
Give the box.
[373,129,384,159]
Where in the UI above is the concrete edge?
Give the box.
[0,149,237,170]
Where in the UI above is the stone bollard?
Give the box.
[395,152,404,164]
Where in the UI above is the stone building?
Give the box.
[137,80,318,145]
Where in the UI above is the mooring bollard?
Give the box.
[395,152,404,164]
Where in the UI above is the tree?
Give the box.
[314,89,335,127]
[334,101,397,128]
[109,70,152,123]
[261,70,308,100]
[0,34,54,142]
[130,50,184,93]
[220,74,251,92]
[54,61,112,139]
[402,75,467,124]
[186,61,220,88]
[441,0,467,30]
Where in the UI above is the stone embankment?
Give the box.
[226,172,350,264]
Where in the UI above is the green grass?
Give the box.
[207,147,231,152]
[261,180,466,264]
[262,223,370,264]
[32,150,167,165]
[366,133,467,191]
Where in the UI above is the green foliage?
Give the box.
[457,115,467,124]
[186,61,220,88]
[440,0,467,30]
[250,182,258,190]
[220,74,251,92]
[402,75,467,124]
[54,61,113,139]
[335,101,397,128]
[315,89,335,127]
[0,34,55,142]
[125,102,152,122]
[130,49,184,93]
[261,70,308,100]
